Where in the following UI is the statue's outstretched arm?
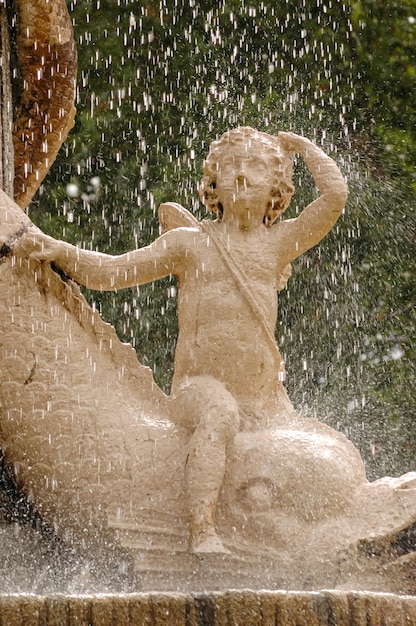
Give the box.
[15,227,190,291]
[277,132,347,262]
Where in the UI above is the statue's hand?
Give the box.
[277,131,311,155]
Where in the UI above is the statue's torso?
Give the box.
[171,223,286,400]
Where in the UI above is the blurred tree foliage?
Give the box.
[351,0,416,177]
[28,0,415,477]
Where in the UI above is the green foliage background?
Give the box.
[30,0,415,479]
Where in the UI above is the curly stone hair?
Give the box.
[199,127,295,225]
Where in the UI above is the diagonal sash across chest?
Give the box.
[159,202,286,378]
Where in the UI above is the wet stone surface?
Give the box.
[0,590,416,625]
[0,464,136,594]
[0,460,61,593]
[0,517,137,594]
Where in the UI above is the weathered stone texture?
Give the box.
[1,591,416,625]
[0,5,14,197]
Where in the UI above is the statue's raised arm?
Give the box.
[276,131,348,264]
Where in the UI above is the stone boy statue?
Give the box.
[18,128,347,553]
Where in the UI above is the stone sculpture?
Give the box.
[11,0,77,208]
[1,127,416,592]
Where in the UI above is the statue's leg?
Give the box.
[171,376,240,554]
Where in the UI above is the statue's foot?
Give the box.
[191,529,231,555]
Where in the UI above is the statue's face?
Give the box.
[214,146,274,227]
